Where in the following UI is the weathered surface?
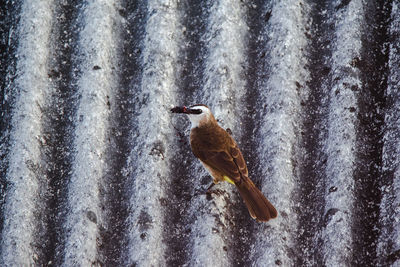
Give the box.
[0,0,398,266]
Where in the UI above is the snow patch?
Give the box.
[123,0,181,266]
[250,1,310,266]
[377,2,400,266]
[0,0,53,265]
[321,0,364,265]
[61,0,119,265]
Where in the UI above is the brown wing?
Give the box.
[190,123,248,183]
[194,142,248,184]
[230,144,248,178]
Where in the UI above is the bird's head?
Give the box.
[171,104,214,128]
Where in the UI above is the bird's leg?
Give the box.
[193,178,216,197]
[206,182,215,193]
[206,183,225,200]
[205,183,217,200]
[206,178,221,195]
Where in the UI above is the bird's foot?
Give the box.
[206,188,224,200]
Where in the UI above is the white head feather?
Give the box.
[187,105,213,128]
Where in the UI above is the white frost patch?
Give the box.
[123,0,181,266]
[0,0,53,265]
[321,0,364,265]
[187,0,248,265]
[61,1,119,265]
[200,0,247,126]
[377,2,400,265]
[187,190,232,267]
[250,1,310,266]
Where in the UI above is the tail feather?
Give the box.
[236,178,277,222]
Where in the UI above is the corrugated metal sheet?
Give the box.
[0,0,399,266]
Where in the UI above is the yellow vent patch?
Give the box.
[223,175,235,185]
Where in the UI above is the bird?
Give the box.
[171,104,277,222]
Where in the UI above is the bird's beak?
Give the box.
[171,106,201,114]
[171,106,187,114]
